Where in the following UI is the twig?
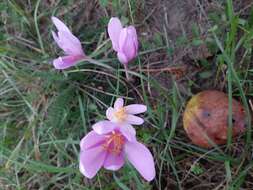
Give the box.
[137,66,186,73]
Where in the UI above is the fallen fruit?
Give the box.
[183,90,246,148]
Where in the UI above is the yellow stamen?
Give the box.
[113,107,127,122]
[102,132,125,155]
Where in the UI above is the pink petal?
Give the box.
[53,55,84,70]
[118,28,137,63]
[127,26,138,51]
[119,124,136,142]
[103,152,125,171]
[108,17,123,51]
[125,104,147,114]
[92,120,117,135]
[57,31,84,55]
[124,141,155,181]
[106,107,114,121]
[79,146,107,179]
[51,17,84,56]
[51,16,71,33]
[118,28,128,52]
[124,28,137,60]
[117,52,128,65]
[125,115,144,125]
[114,98,124,110]
[80,131,106,150]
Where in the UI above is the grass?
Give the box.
[0,0,253,189]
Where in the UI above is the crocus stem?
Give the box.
[124,64,130,81]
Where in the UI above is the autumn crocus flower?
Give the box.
[51,16,85,69]
[79,127,155,181]
[106,98,147,125]
[92,98,146,145]
[108,17,138,65]
[108,17,138,80]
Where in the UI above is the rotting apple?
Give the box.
[183,90,246,148]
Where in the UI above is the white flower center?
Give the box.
[113,107,127,122]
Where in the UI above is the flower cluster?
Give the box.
[51,17,137,78]
[79,98,155,181]
[51,17,155,181]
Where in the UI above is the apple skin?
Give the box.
[183,90,246,148]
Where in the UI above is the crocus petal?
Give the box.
[124,141,155,181]
[52,17,84,56]
[118,28,127,50]
[114,98,124,110]
[80,131,106,150]
[123,29,137,61]
[103,152,125,171]
[119,124,136,142]
[106,107,115,121]
[79,146,107,179]
[53,30,83,56]
[56,31,84,55]
[117,52,128,65]
[92,120,117,135]
[125,104,147,114]
[53,55,83,70]
[108,17,123,51]
[118,28,137,63]
[52,16,71,33]
[127,26,138,51]
[125,115,144,125]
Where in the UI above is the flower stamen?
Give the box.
[113,107,127,122]
[102,132,125,155]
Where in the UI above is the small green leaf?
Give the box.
[190,163,204,175]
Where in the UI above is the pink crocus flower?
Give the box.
[92,98,146,139]
[51,16,85,69]
[106,98,147,125]
[108,17,138,65]
[79,127,155,181]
